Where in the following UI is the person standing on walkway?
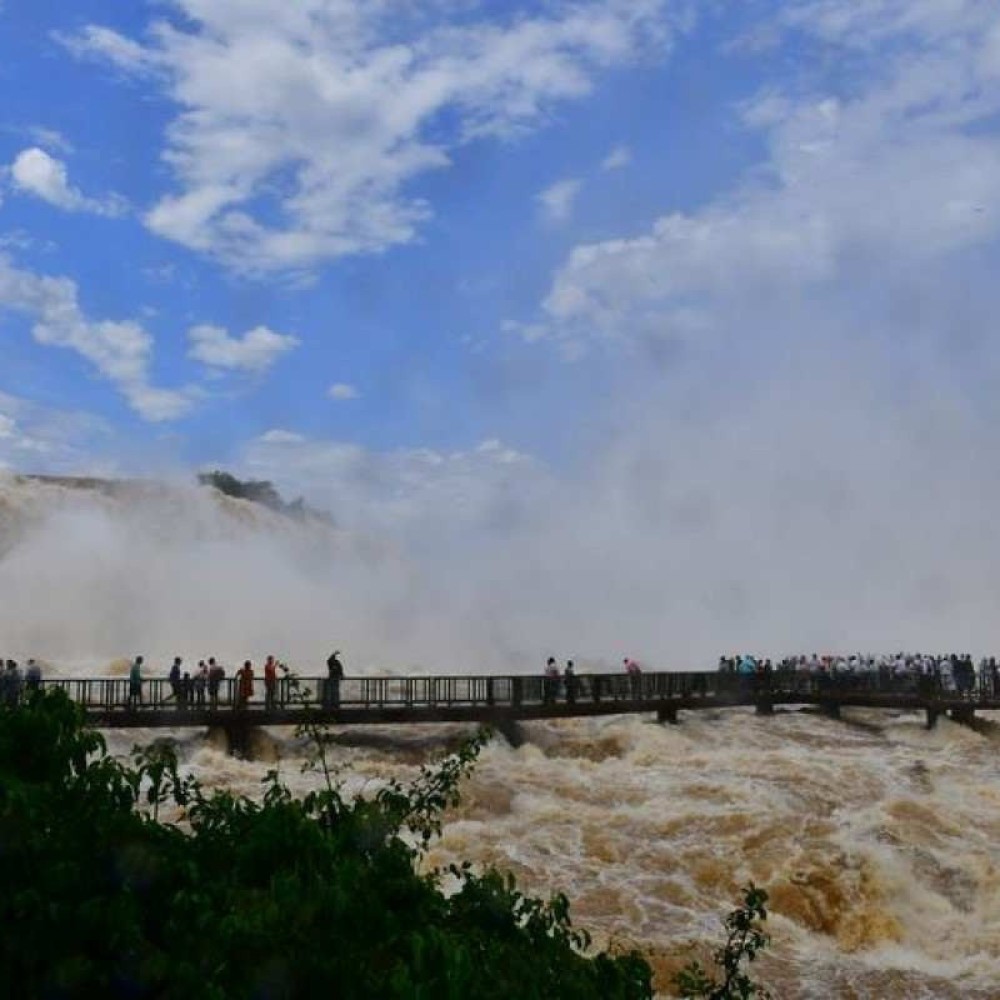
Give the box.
[564,660,576,704]
[194,661,208,708]
[129,656,143,708]
[624,657,642,699]
[236,660,254,708]
[207,657,224,708]
[168,657,182,707]
[180,672,193,708]
[325,650,344,708]
[264,655,278,710]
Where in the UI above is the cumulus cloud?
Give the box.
[59,0,685,273]
[0,256,193,421]
[537,177,583,224]
[187,323,300,373]
[8,148,126,216]
[327,382,359,400]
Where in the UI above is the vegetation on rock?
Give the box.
[197,469,332,524]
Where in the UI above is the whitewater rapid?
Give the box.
[97,704,1000,998]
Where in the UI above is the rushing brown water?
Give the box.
[98,705,1000,998]
[6,474,1000,997]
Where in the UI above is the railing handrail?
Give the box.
[2,668,991,725]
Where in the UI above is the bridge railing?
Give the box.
[31,667,993,717]
[38,677,251,711]
[33,670,752,714]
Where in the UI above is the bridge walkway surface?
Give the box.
[27,670,1000,754]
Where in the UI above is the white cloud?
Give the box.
[780,0,989,46]
[8,148,126,216]
[258,429,306,445]
[0,229,54,253]
[327,382,360,400]
[475,438,523,464]
[536,3,1000,347]
[60,0,684,273]
[501,318,549,343]
[241,430,536,537]
[54,24,157,76]
[187,323,300,373]
[26,127,73,155]
[537,177,583,224]
[0,390,116,473]
[601,144,632,170]
[0,255,194,421]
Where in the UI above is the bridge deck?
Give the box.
[23,670,1000,731]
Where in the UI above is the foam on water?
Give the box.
[40,698,1000,996]
[79,698,1000,996]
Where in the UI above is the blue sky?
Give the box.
[0,1,771,464]
[4,1,1000,659]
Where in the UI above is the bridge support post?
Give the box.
[949,705,976,727]
[754,698,774,716]
[222,721,253,759]
[657,706,678,725]
[925,708,939,730]
[495,719,524,748]
[820,701,841,720]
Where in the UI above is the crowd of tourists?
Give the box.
[717,652,999,695]
[0,650,347,711]
[6,649,1000,711]
[126,654,249,710]
[127,650,346,710]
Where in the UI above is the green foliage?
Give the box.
[197,469,332,524]
[197,469,283,507]
[0,691,652,998]
[675,884,772,1000]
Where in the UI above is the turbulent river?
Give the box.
[96,700,1000,999]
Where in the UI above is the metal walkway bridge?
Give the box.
[32,670,1000,755]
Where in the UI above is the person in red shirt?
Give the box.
[237,660,254,708]
[264,655,278,710]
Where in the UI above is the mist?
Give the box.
[6,270,1000,675]
[0,476,465,673]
